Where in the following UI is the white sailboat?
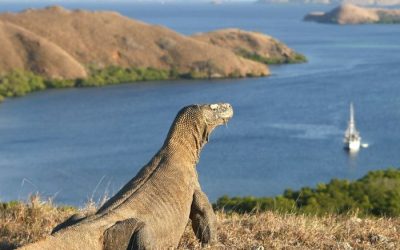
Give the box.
[344,103,361,151]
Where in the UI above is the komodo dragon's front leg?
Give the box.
[103,218,154,250]
[190,188,218,246]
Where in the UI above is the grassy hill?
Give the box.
[192,29,306,65]
[1,169,399,249]
[0,6,268,80]
[0,6,308,104]
[0,196,399,249]
[0,6,310,103]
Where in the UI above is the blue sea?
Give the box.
[0,3,399,206]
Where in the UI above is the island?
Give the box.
[304,4,400,24]
[192,29,306,64]
[0,6,305,102]
[258,0,400,6]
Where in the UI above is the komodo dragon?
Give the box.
[19,103,233,250]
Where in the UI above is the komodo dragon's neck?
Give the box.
[96,110,210,215]
[163,113,209,165]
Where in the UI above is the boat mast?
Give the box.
[346,102,358,138]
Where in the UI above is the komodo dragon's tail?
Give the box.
[16,227,102,250]
[18,218,144,250]
[16,235,97,250]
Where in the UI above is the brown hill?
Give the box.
[192,28,306,64]
[304,4,400,24]
[0,20,87,79]
[0,6,268,79]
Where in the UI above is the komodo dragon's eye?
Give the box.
[210,104,219,110]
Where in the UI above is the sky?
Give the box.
[0,0,255,2]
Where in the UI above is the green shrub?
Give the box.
[377,14,400,24]
[169,67,180,79]
[45,79,75,88]
[180,70,209,79]
[138,67,169,81]
[77,66,170,87]
[0,70,45,97]
[0,201,21,210]
[215,168,400,217]
[236,48,307,65]
[0,64,245,102]
[293,53,307,63]
[0,66,176,100]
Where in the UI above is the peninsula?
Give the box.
[0,6,305,102]
[304,4,400,24]
[192,29,306,64]
[0,6,266,80]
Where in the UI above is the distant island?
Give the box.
[304,4,400,24]
[258,0,400,6]
[0,6,305,103]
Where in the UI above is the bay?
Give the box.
[0,3,399,205]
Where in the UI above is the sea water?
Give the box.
[0,3,399,205]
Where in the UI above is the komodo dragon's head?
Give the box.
[200,103,233,127]
[165,103,233,156]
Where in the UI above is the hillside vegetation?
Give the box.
[216,168,400,217]
[0,67,173,101]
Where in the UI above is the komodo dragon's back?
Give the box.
[19,103,233,250]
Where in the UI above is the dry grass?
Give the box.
[1,197,399,249]
[180,212,400,249]
[0,195,72,249]
[0,195,95,249]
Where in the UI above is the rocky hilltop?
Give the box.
[0,6,269,79]
[192,29,306,64]
[304,4,400,24]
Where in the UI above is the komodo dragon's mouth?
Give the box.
[209,103,233,125]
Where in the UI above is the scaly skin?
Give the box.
[19,103,233,250]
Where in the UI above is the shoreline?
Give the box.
[0,47,308,104]
[0,66,268,104]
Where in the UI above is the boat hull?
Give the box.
[345,139,361,151]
